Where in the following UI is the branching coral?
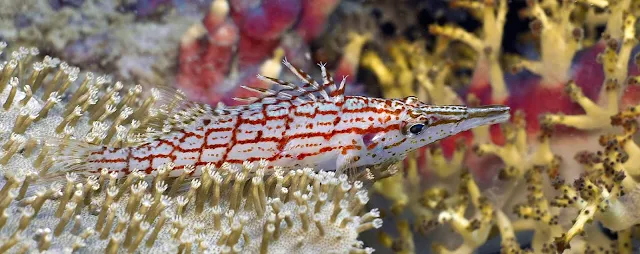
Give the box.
[424,0,639,134]
[430,0,509,104]
[473,112,557,182]
[362,1,640,253]
[545,110,640,253]
[361,40,419,99]
[376,102,640,253]
[490,117,640,253]
[360,36,464,105]
[0,43,381,252]
[359,36,478,253]
[413,117,560,253]
[513,0,586,86]
[508,0,638,133]
[426,172,495,254]
[510,165,564,252]
[360,0,510,157]
[542,12,638,131]
[359,11,510,252]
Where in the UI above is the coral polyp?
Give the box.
[6,0,640,253]
[0,43,382,253]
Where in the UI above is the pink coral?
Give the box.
[176,0,347,106]
[295,0,341,42]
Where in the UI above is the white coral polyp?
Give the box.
[0,44,379,253]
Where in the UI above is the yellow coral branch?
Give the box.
[373,173,408,215]
[428,25,483,53]
[445,0,509,102]
[513,58,543,77]
[520,0,583,85]
[577,0,608,8]
[618,228,632,254]
[416,64,462,105]
[612,13,638,91]
[495,210,521,253]
[604,0,633,39]
[427,142,465,178]
[361,51,396,96]
[554,193,599,252]
[343,32,372,70]
[543,80,618,130]
[473,118,529,178]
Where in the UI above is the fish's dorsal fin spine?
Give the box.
[233,59,347,110]
[136,60,349,140]
[318,62,342,100]
[128,85,233,142]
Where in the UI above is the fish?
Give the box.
[48,59,510,180]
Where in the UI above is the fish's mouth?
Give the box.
[467,105,511,125]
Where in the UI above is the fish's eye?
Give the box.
[408,123,425,135]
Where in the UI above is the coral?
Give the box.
[0,43,381,252]
[358,1,640,253]
[0,164,380,253]
[506,0,638,134]
[424,173,499,254]
[542,13,637,132]
[0,0,200,87]
[430,0,509,105]
[417,0,640,134]
[295,0,341,43]
[361,40,423,100]
[371,104,640,253]
[176,0,365,106]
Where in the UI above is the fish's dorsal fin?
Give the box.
[232,59,347,109]
[132,85,239,142]
[134,60,348,141]
[151,85,240,117]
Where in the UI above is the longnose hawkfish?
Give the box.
[49,60,510,180]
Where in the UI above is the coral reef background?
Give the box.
[3,0,640,253]
[0,0,204,87]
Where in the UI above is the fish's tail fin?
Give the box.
[32,136,106,184]
[6,136,109,199]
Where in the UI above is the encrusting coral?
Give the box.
[0,42,382,253]
[1,0,199,87]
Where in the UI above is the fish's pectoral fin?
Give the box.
[335,151,366,182]
[367,157,404,181]
[335,153,355,175]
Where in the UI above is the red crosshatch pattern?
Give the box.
[86,96,408,177]
[77,61,497,178]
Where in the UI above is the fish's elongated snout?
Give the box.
[382,103,510,160]
[466,105,511,126]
